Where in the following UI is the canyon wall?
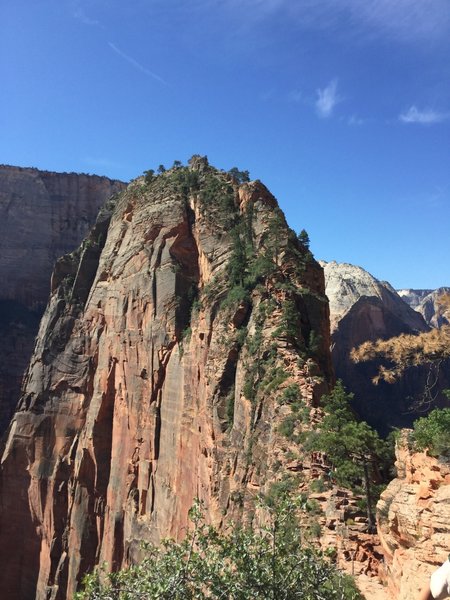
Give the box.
[0,166,125,433]
[398,287,450,328]
[0,159,332,599]
[377,435,450,599]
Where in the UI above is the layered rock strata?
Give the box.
[377,435,450,599]
[0,158,332,599]
[321,261,449,433]
[0,166,125,433]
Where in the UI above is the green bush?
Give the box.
[412,407,450,457]
[309,478,326,493]
[281,383,301,404]
[278,414,297,439]
[308,521,322,539]
[76,498,363,599]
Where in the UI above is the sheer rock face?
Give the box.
[398,288,450,328]
[321,261,443,433]
[377,437,450,600]
[0,165,126,309]
[0,164,332,599]
[0,166,126,434]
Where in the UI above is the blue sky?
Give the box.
[1,0,449,289]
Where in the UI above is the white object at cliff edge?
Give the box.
[430,558,450,600]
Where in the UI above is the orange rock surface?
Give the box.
[377,434,450,599]
[0,160,332,599]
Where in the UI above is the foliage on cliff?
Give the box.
[412,405,450,457]
[76,498,363,600]
[305,381,394,530]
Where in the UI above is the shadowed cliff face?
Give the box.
[0,166,126,434]
[0,159,332,599]
[322,261,450,434]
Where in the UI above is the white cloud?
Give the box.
[399,106,448,124]
[316,79,340,118]
[108,43,168,85]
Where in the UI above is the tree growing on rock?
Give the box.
[305,381,393,531]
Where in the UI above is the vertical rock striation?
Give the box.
[0,159,332,599]
[0,166,126,434]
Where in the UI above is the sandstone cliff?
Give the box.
[396,289,433,310]
[0,158,332,599]
[321,261,449,433]
[398,288,450,328]
[377,434,450,599]
[0,165,126,434]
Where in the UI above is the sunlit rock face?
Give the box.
[0,159,332,599]
[398,287,450,328]
[0,165,125,434]
[377,435,450,600]
[321,261,449,433]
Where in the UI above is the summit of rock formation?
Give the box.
[0,165,126,434]
[321,261,450,433]
[0,159,333,599]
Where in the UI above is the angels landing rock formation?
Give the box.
[0,165,126,434]
[0,157,332,599]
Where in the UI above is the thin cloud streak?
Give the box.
[399,106,448,124]
[205,0,450,41]
[316,79,340,118]
[108,42,168,85]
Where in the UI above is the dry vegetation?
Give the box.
[351,293,450,384]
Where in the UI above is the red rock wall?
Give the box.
[0,166,332,599]
[0,166,126,434]
[377,434,450,599]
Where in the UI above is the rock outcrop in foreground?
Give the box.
[377,435,450,599]
[0,165,126,433]
[0,158,332,599]
[322,261,450,433]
